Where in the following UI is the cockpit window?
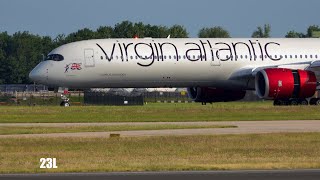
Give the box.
[45,54,64,61]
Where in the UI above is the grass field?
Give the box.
[0,124,236,135]
[0,102,319,123]
[1,133,320,173]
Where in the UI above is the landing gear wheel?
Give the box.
[60,102,71,107]
[300,99,308,106]
[273,99,281,106]
[280,100,289,106]
[309,98,320,105]
[289,99,299,106]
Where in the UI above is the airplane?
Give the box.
[29,38,320,106]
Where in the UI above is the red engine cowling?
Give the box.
[255,68,317,99]
[187,87,246,102]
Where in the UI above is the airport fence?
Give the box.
[0,84,48,93]
[0,91,83,106]
[84,91,144,106]
[0,89,264,106]
[0,90,189,106]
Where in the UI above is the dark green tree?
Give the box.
[198,26,230,38]
[146,25,169,38]
[251,24,271,38]
[285,30,306,38]
[132,22,146,38]
[96,26,113,39]
[6,32,48,83]
[307,25,320,37]
[0,32,11,84]
[113,21,135,38]
[64,28,95,43]
[168,25,188,38]
[53,34,66,46]
[0,31,54,84]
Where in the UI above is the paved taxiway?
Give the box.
[0,120,320,138]
[1,170,320,180]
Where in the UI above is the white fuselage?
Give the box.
[29,38,320,90]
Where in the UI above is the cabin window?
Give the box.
[310,55,313,58]
[316,55,318,59]
[45,54,64,61]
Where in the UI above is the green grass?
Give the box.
[0,102,319,123]
[1,133,320,173]
[0,124,236,135]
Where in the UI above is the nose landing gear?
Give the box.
[60,94,70,107]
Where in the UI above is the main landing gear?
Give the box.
[273,98,320,106]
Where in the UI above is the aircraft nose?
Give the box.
[29,68,40,82]
[29,62,47,83]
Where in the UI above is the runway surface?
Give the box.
[1,120,320,138]
[1,170,320,180]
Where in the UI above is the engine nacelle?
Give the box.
[187,87,246,103]
[255,68,317,99]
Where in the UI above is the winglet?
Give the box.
[167,35,171,39]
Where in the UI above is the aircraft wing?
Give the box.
[229,61,320,90]
[306,60,320,78]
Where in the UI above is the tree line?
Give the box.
[0,21,319,84]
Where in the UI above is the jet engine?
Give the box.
[187,87,246,103]
[255,68,317,99]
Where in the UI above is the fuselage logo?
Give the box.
[65,63,82,73]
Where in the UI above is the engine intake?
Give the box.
[187,87,246,102]
[255,68,317,99]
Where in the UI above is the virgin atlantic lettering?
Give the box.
[96,40,281,67]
